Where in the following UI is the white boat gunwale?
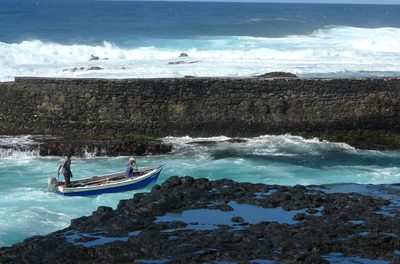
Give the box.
[57,165,163,194]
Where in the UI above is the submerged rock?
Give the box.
[63,66,104,72]
[63,67,85,72]
[86,66,103,71]
[89,54,109,61]
[168,60,199,65]
[226,138,247,143]
[256,72,298,78]
[1,177,399,263]
[187,140,217,146]
[168,60,185,65]
[89,54,99,61]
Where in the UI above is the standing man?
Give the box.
[58,154,73,187]
[125,157,138,178]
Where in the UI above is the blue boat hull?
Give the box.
[57,167,163,197]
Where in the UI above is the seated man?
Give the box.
[125,157,138,178]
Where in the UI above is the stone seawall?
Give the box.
[1,77,400,139]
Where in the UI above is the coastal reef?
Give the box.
[1,177,399,263]
[1,77,400,149]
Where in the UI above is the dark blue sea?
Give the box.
[0,0,399,80]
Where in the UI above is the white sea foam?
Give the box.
[0,135,36,146]
[1,26,400,81]
[0,149,39,159]
[266,135,356,157]
[0,188,56,202]
[163,134,356,156]
[0,135,40,159]
[163,135,230,154]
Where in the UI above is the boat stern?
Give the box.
[47,177,62,193]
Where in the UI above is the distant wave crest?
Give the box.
[242,17,306,27]
[0,26,400,81]
[224,18,312,37]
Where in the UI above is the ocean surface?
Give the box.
[0,0,400,81]
[1,135,400,247]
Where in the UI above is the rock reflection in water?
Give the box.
[323,253,390,264]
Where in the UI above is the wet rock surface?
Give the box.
[168,60,199,65]
[1,177,399,263]
[0,135,172,156]
[63,66,104,72]
[188,138,249,145]
[256,72,298,78]
[37,138,172,156]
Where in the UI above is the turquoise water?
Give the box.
[1,135,400,247]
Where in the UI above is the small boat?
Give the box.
[48,164,165,196]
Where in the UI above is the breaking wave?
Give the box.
[1,26,400,81]
[0,136,39,159]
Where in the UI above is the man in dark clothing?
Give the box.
[58,154,73,187]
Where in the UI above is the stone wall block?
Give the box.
[2,77,400,136]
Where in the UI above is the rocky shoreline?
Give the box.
[37,137,172,156]
[1,133,399,159]
[0,135,172,157]
[1,177,399,263]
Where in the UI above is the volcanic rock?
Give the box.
[89,54,99,61]
[86,66,103,71]
[1,177,399,263]
[256,72,298,78]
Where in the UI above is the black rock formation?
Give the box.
[89,55,100,61]
[38,138,172,156]
[256,72,298,78]
[1,177,399,263]
[0,135,172,157]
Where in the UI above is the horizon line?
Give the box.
[101,0,400,5]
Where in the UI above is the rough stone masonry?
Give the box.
[0,77,400,138]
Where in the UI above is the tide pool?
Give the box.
[1,135,400,247]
